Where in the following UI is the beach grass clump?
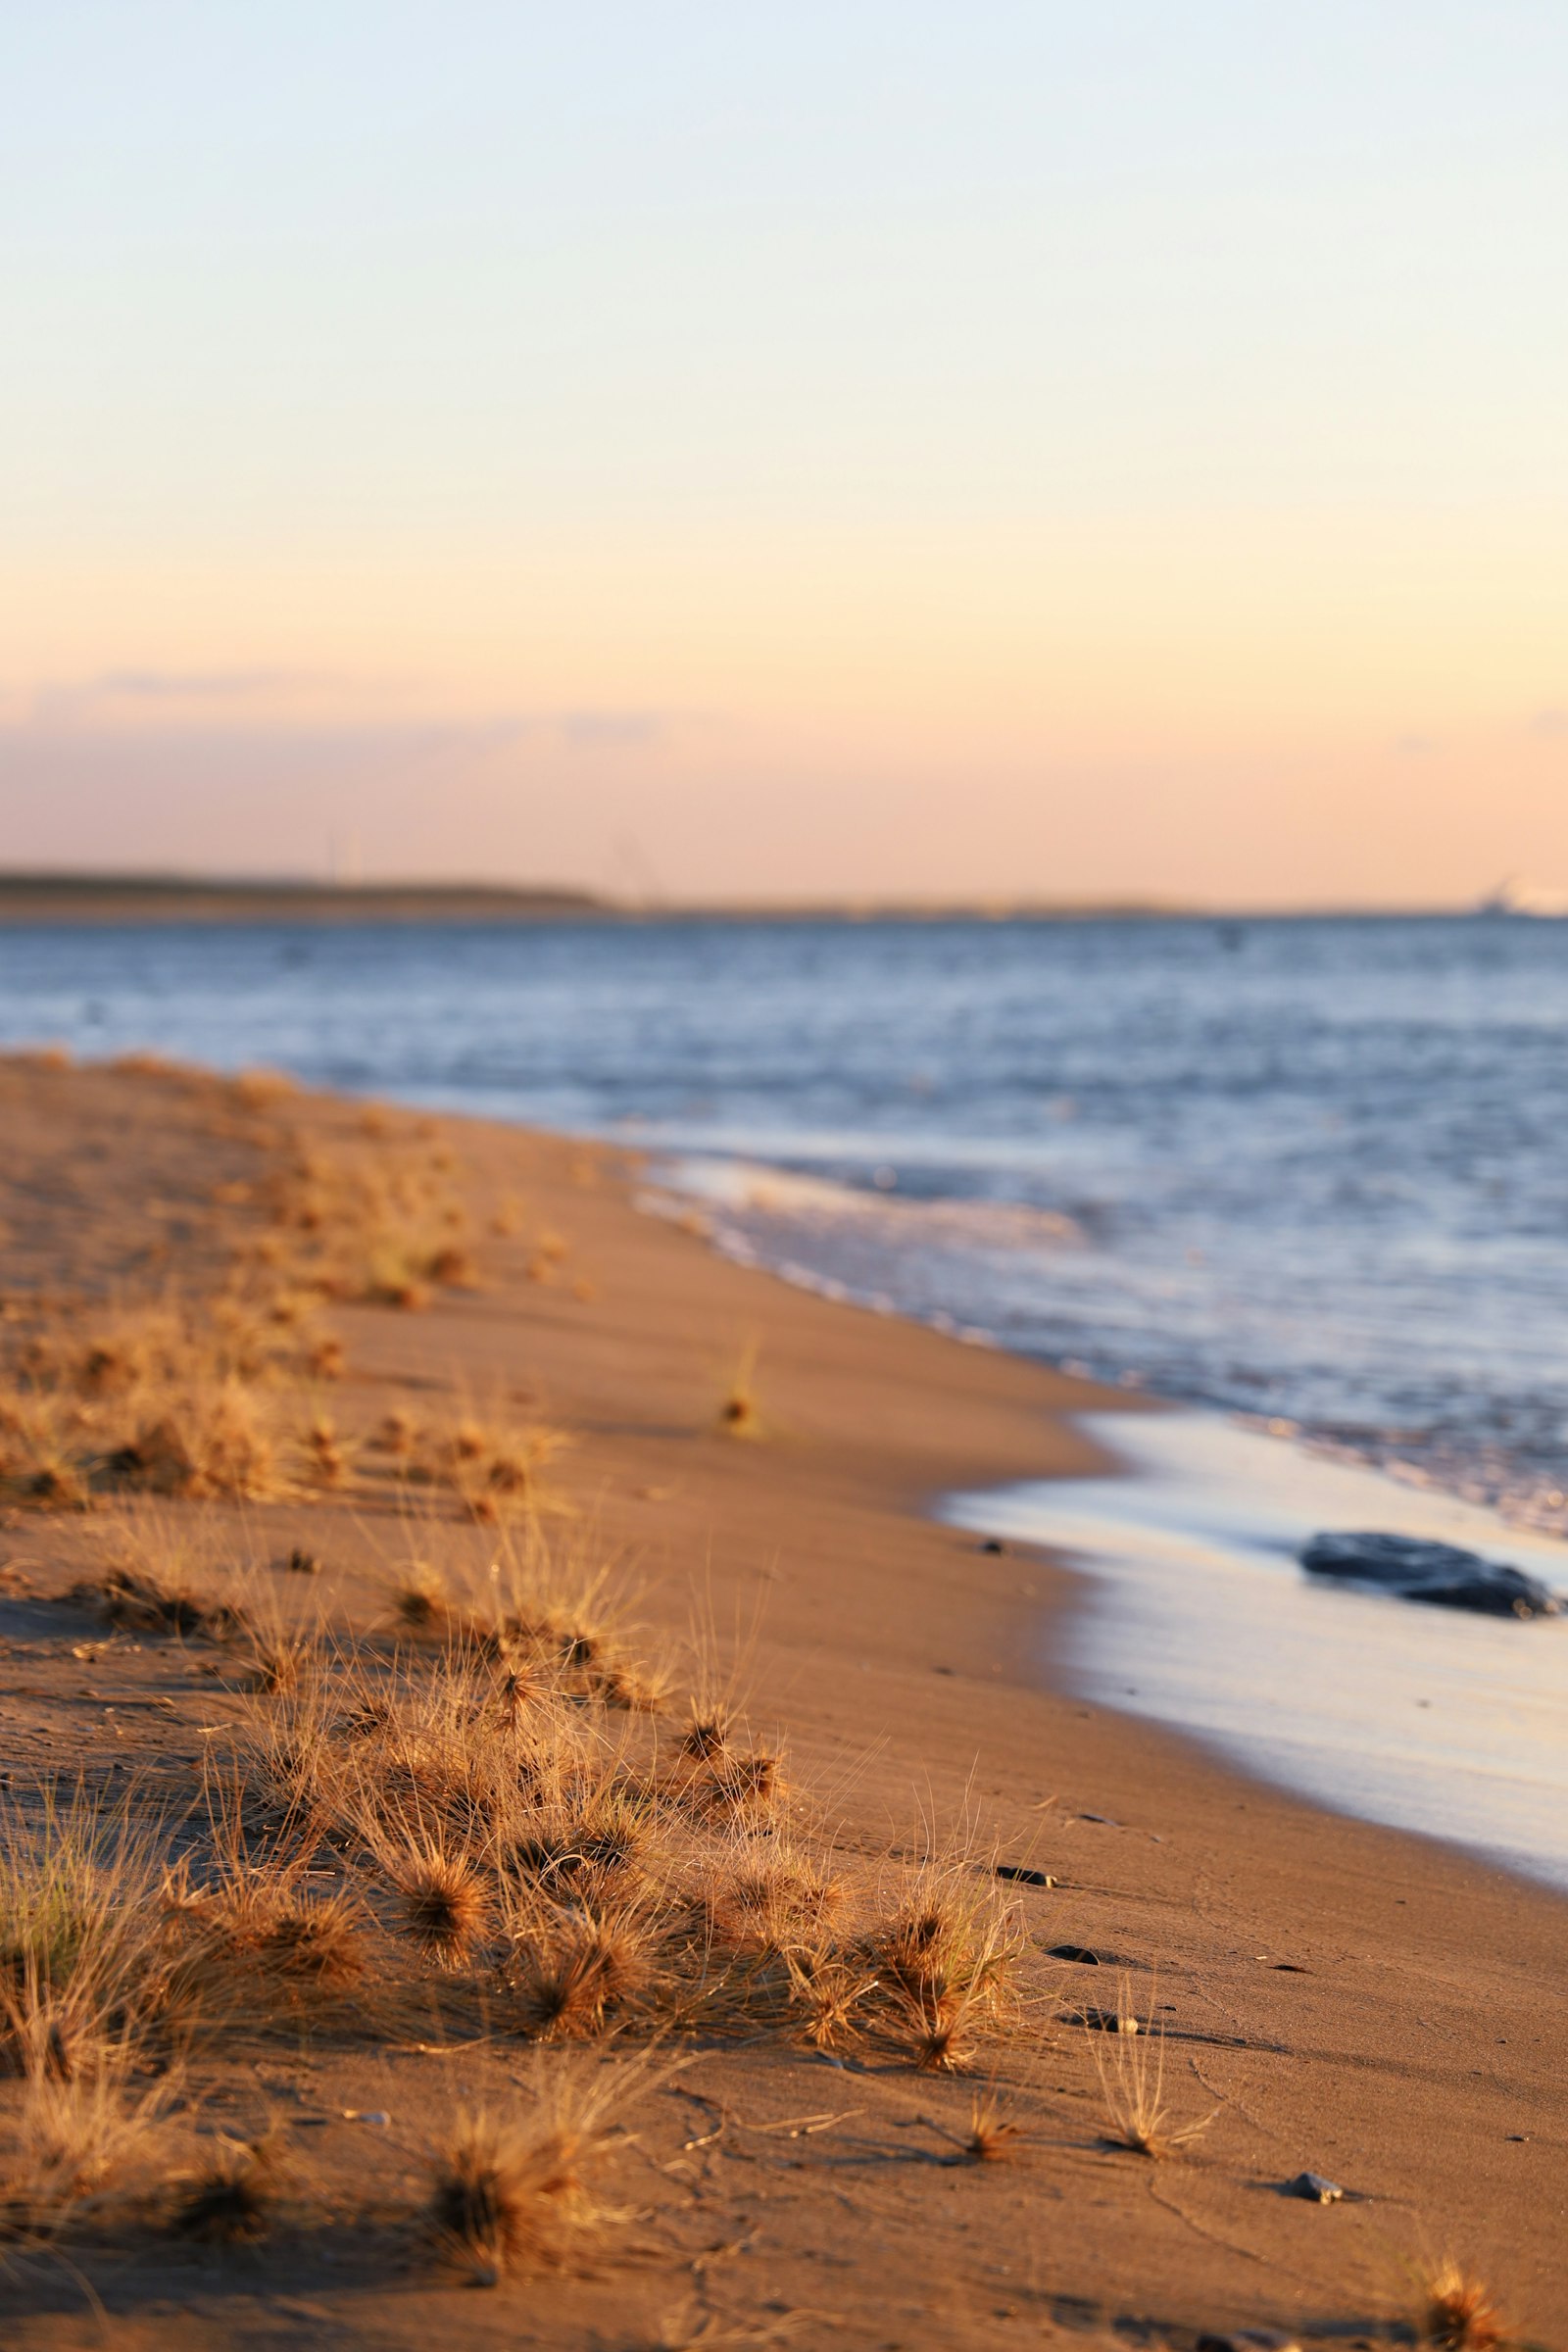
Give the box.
[168,2134,279,2242]
[684,1745,785,1825]
[107,1378,280,1501]
[376,1407,567,1522]
[859,1856,1026,2075]
[780,1949,876,2054]
[698,1838,843,1958]
[0,1386,96,1511]
[680,1701,731,1761]
[958,2086,1025,2162]
[306,1331,347,1379]
[253,1891,367,1990]
[0,1788,189,2082]
[302,1410,353,1486]
[387,1559,462,1640]
[717,1344,760,1437]
[0,2054,174,2245]
[500,1903,656,2040]
[1421,2259,1506,2352]
[503,1782,651,1902]
[1091,1978,1216,2158]
[256,1136,483,1312]
[487,1526,665,1701]
[425,2065,638,2278]
[378,1828,491,1962]
[91,1558,216,1637]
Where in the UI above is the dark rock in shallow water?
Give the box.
[1300,1531,1560,1618]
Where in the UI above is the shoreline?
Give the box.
[946,1404,1568,1898]
[8,911,1564,1554]
[1,1054,1565,2343]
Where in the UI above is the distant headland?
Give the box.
[0,871,1508,924]
[0,872,607,924]
[0,870,1188,925]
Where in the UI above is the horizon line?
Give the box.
[0,867,1531,924]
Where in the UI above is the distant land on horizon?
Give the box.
[0,868,1516,925]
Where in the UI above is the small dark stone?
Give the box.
[1300,1531,1560,1618]
[995,1863,1055,1888]
[283,1547,320,1575]
[978,1538,1006,1554]
[1285,2170,1343,2204]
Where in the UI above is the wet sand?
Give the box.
[1,1054,1563,2349]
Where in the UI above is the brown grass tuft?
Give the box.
[169,2135,277,2241]
[261,1894,366,1987]
[692,1747,783,1823]
[1091,1978,1216,2157]
[91,1561,213,1637]
[504,1908,653,2039]
[717,1345,760,1437]
[391,1563,455,1636]
[784,1950,874,2053]
[112,1380,278,1501]
[958,2086,1024,2161]
[426,1244,478,1289]
[594,1657,669,1714]
[701,1842,842,1956]
[681,1704,731,1761]
[384,1834,490,1960]
[899,1989,976,2073]
[375,1407,419,1456]
[425,2067,635,2278]
[0,2057,174,2242]
[303,1412,352,1486]
[1421,2259,1505,2352]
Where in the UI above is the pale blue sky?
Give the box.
[3,5,1566,899]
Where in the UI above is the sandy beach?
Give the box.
[0,1053,1562,2350]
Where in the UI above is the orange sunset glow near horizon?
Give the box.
[4,8,1566,908]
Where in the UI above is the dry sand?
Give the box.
[0,1054,1561,2349]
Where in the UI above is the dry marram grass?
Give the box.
[1420,2259,1506,2352]
[1091,1978,1217,2158]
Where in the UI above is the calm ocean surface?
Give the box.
[7,911,1568,1881]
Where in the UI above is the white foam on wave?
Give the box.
[641,1153,1085,1248]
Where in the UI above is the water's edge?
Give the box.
[944,1407,1568,1894]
